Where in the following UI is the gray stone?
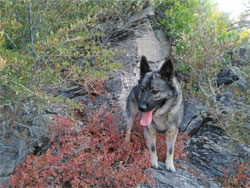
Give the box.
[185,115,204,136]
[139,161,220,188]
[217,69,239,86]
[105,77,123,93]
[0,144,17,177]
[235,78,247,91]
[0,111,52,182]
[0,177,9,187]
[58,86,86,99]
[151,162,204,188]
[185,121,247,178]
[129,7,155,23]
[179,102,206,134]
[136,30,168,63]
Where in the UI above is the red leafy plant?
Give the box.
[156,132,190,162]
[132,116,189,164]
[219,162,250,188]
[87,79,107,101]
[9,106,152,188]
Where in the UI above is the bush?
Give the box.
[0,0,149,149]
[10,106,152,187]
[0,0,122,102]
[159,0,249,145]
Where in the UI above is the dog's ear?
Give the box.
[159,58,173,80]
[140,55,151,77]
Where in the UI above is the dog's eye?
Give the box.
[152,89,159,94]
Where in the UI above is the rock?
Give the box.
[216,93,233,114]
[113,40,139,119]
[177,100,248,187]
[136,30,169,63]
[217,69,239,86]
[239,48,247,57]
[129,7,155,23]
[139,160,220,188]
[185,115,204,136]
[0,134,19,178]
[58,86,86,99]
[105,77,123,93]
[216,92,238,114]
[185,121,247,178]
[0,108,52,182]
[0,177,9,187]
[150,162,205,188]
[28,114,51,152]
[179,102,207,135]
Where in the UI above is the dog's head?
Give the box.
[138,55,176,126]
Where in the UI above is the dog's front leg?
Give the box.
[165,127,178,172]
[125,114,136,142]
[144,127,159,168]
[125,100,138,142]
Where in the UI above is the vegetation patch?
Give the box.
[10,106,153,187]
[219,162,250,187]
[158,0,249,146]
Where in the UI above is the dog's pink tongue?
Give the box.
[140,110,153,126]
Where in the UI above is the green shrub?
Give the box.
[0,0,152,128]
[159,0,249,145]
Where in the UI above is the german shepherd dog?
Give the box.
[125,55,184,172]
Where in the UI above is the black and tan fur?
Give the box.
[125,55,184,172]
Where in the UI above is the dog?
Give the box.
[125,55,184,172]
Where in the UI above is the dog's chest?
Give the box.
[152,115,170,132]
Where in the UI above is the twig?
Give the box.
[10,80,37,96]
[208,77,219,112]
[0,102,13,111]
[189,63,208,96]
[62,38,84,44]
[14,121,36,138]
[27,1,33,44]
[4,33,17,48]
[208,78,216,96]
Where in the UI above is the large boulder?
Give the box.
[0,106,53,185]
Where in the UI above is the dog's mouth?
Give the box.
[140,100,165,126]
[140,110,155,126]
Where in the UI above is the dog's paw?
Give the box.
[151,159,159,169]
[150,154,159,169]
[165,161,176,172]
[166,165,176,172]
[152,162,159,169]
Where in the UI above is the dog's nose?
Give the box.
[138,103,147,112]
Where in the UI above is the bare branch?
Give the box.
[4,33,17,48]
[10,80,37,96]
[62,38,84,44]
